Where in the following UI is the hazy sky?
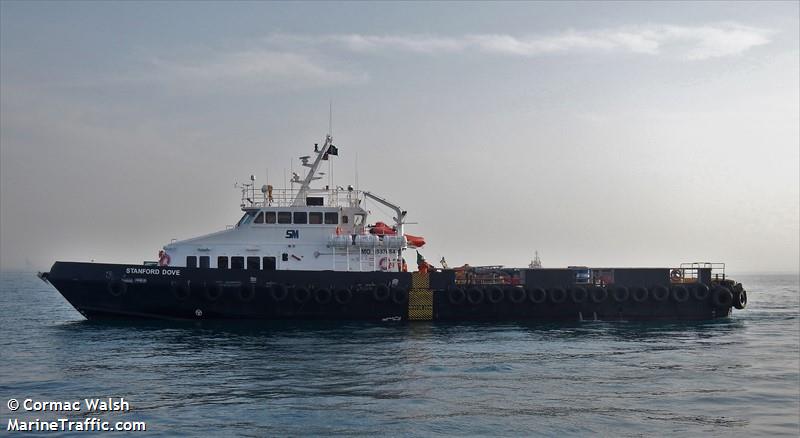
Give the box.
[1,1,798,273]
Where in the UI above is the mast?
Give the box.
[292,134,333,206]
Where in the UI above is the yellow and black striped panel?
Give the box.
[408,273,433,320]
[411,272,430,289]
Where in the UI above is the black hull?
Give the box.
[45,262,737,322]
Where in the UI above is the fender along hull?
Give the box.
[45,262,738,322]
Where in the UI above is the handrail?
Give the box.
[240,186,364,209]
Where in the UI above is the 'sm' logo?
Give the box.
[285,230,299,239]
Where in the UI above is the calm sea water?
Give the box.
[0,272,798,436]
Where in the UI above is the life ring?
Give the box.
[158,250,171,267]
[612,286,630,302]
[693,283,710,301]
[487,286,504,304]
[651,285,669,302]
[508,287,526,304]
[373,285,391,302]
[670,269,683,281]
[314,288,332,304]
[467,287,484,304]
[712,286,733,307]
[391,287,407,304]
[632,287,648,302]
[448,287,466,305]
[570,286,588,304]
[589,287,608,303]
[671,285,689,303]
[270,284,288,301]
[293,287,311,304]
[529,288,547,304]
[549,288,567,304]
[334,288,353,305]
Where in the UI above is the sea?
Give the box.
[0,272,798,436]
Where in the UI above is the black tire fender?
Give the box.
[632,287,648,303]
[550,288,567,304]
[570,286,588,303]
[508,287,526,304]
[334,288,353,305]
[693,283,710,301]
[467,287,484,304]
[448,287,466,305]
[239,284,256,302]
[652,285,670,302]
[373,285,391,302]
[612,286,630,302]
[391,287,407,304]
[314,288,332,304]
[293,287,311,304]
[712,286,733,307]
[671,285,689,303]
[487,287,504,304]
[529,287,547,304]
[590,286,608,303]
[270,284,288,301]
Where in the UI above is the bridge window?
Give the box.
[231,256,244,270]
[246,256,260,270]
[254,212,265,224]
[199,256,210,268]
[309,212,323,224]
[278,212,291,224]
[325,212,338,224]
[265,211,276,224]
[263,256,276,271]
[342,215,349,224]
[236,212,256,227]
[217,256,228,269]
[282,253,288,262]
[186,256,197,268]
[293,212,307,224]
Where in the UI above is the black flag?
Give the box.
[323,144,338,160]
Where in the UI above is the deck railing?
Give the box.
[239,184,363,209]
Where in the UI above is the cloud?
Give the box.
[148,50,366,94]
[264,23,772,60]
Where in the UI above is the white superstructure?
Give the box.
[160,134,421,272]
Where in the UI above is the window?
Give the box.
[254,212,264,224]
[324,212,338,224]
[217,256,229,269]
[293,212,307,224]
[282,253,288,262]
[186,256,197,268]
[199,256,210,268]
[246,256,260,270]
[309,212,323,224]
[236,212,256,227]
[231,256,244,270]
[263,256,276,271]
[278,212,292,224]
[342,215,349,224]
[354,214,365,225]
[265,211,276,224]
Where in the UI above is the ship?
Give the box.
[38,133,747,321]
